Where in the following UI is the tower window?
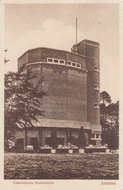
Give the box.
[47,58,53,62]
[60,60,65,64]
[67,61,71,65]
[77,64,81,68]
[94,104,99,108]
[94,84,99,90]
[72,63,76,66]
[54,59,58,63]
[94,66,99,71]
[96,134,100,138]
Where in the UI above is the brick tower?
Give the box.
[16,39,102,149]
[76,40,101,145]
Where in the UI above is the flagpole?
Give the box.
[76,18,77,45]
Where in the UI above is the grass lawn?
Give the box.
[4,153,118,179]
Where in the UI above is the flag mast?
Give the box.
[76,18,77,45]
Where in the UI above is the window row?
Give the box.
[47,58,65,64]
[47,58,81,69]
[67,61,81,69]
[27,60,98,72]
[26,60,99,72]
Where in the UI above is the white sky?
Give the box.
[4,3,119,102]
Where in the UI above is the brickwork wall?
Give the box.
[18,43,101,135]
[41,64,87,122]
[18,48,88,123]
[18,52,28,71]
[28,49,41,63]
[77,40,100,130]
[67,69,87,121]
[41,65,68,120]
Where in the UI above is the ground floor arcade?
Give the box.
[15,126,101,151]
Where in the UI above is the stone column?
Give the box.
[38,128,42,146]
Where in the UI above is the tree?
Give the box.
[100,91,112,145]
[100,91,112,126]
[4,67,46,149]
[106,101,119,149]
[100,91,119,149]
[100,91,112,105]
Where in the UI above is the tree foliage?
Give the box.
[4,67,46,146]
[100,91,112,105]
[100,91,119,150]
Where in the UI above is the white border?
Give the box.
[0,1,122,190]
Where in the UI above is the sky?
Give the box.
[4,3,119,102]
